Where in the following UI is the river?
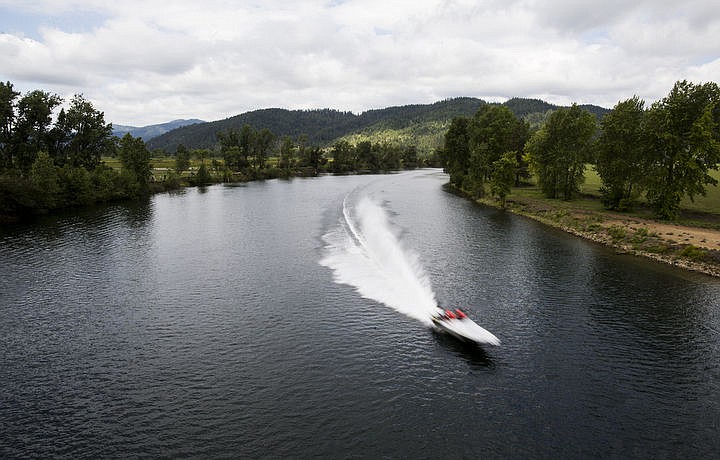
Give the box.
[1,169,719,458]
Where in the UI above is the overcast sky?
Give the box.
[1,0,718,126]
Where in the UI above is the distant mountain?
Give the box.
[146,98,609,154]
[112,119,205,141]
[146,98,486,153]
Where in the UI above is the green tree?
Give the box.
[643,80,720,219]
[466,143,487,197]
[0,81,20,170]
[57,163,93,206]
[192,163,212,185]
[194,148,210,166]
[469,105,528,182]
[252,128,274,169]
[56,94,113,169]
[300,145,324,171]
[402,145,419,169]
[218,128,250,170]
[14,90,62,172]
[377,143,401,170]
[525,104,596,200]
[490,151,519,207]
[595,96,647,210]
[331,140,355,173]
[29,151,60,208]
[175,144,191,174]
[441,116,471,187]
[222,146,244,172]
[239,125,254,161]
[278,135,294,170]
[118,133,152,192]
[356,140,374,170]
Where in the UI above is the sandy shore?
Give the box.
[472,192,720,278]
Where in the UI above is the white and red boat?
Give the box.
[431,308,500,346]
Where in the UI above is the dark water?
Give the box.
[2,170,719,459]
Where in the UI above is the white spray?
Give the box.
[320,195,440,325]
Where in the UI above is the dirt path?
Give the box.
[602,216,720,251]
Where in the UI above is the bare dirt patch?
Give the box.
[490,192,720,278]
[601,217,720,251]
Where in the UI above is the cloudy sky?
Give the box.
[1,0,718,126]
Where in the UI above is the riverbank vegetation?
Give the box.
[0,80,431,221]
[0,82,162,219]
[440,80,720,276]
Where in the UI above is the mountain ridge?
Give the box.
[112,119,205,141]
[144,98,609,153]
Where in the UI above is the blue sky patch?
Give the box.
[0,7,107,40]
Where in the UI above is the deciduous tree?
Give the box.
[57,94,114,169]
[175,144,191,174]
[490,151,518,207]
[14,90,61,172]
[643,80,720,219]
[441,117,470,188]
[525,104,596,200]
[0,81,20,170]
[118,133,152,192]
[595,96,647,210]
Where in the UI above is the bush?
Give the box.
[631,227,649,243]
[57,165,94,206]
[0,174,39,215]
[679,245,706,261]
[607,225,627,241]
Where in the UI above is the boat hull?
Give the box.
[431,316,500,346]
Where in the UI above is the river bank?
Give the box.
[458,186,720,278]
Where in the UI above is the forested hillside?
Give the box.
[147,97,608,154]
[147,108,359,152]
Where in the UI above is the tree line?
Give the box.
[441,80,720,219]
[0,79,429,219]
[0,81,155,217]
[214,124,428,179]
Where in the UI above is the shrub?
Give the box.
[679,245,706,261]
[607,225,627,241]
[631,227,649,244]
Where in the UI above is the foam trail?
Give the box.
[320,194,439,325]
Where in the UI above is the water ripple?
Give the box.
[2,172,720,458]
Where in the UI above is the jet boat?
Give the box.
[431,309,500,346]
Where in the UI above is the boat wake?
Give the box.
[320,194,439,326]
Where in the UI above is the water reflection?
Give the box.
[432,330,495,368]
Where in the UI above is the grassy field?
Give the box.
[578,166,720,215]
[506,166,720,234]
[103,156,226,178]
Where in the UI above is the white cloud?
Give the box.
[0,0,718,125]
